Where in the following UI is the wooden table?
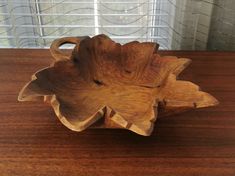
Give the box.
[1,49,235,176]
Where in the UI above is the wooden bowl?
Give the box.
[18,34,218,136]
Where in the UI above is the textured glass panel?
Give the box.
[0,0,168,48]
[2,0,234,50]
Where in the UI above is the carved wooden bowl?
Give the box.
[18,34,218,136]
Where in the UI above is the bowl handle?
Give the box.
[50,36,88,61]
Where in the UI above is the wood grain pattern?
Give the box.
[18,35,218,136]
[0,49,235,176]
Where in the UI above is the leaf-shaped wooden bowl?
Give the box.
[18,34,218,136]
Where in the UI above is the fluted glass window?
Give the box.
[0,0,235,50]
[0,0,171,49]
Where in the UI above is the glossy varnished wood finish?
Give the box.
[0,49,235,176]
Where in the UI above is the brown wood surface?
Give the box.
[0,49,235,176]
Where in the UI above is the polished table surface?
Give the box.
[0,49,235,176]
